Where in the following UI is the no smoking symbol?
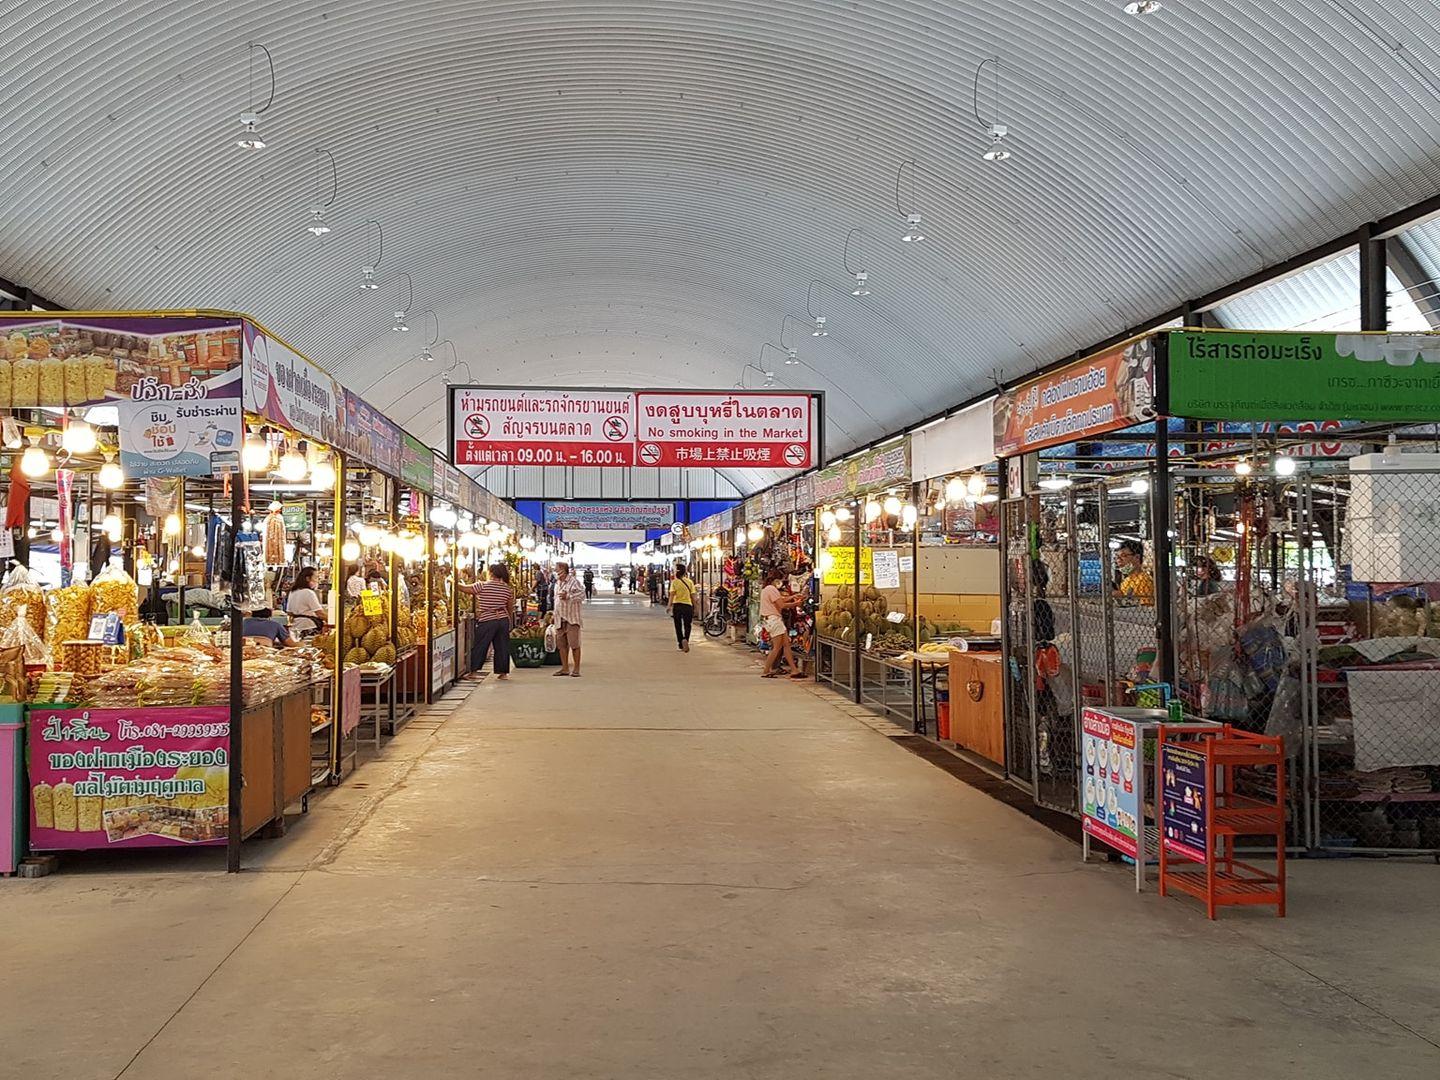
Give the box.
[604,416,629,442]
[784,444,807,466]
[639,443,662,464]
[464,414,489,439]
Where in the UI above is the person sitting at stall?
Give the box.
[284,566,328,636]
[1192,554,1225,597]
[240,607,297,648]
[1113,540,1155,606]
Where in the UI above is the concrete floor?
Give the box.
[3,594,1439,1079]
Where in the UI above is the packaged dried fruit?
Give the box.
[91,563,140,624]
[37,356,64,406]
[1,607,51,666]
[47,583,93,644]
[64,355,88,404]
[0,359,10,408]
[85,353,115,400]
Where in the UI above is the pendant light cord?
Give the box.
[313,148,338,209]
[973,57,1000,129]
[365,219,384,270]
[894,159,918,218]
[247,43,276,114]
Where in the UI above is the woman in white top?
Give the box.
[760,568,806,679]
[284,566,328,636]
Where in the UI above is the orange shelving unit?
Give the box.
[1157,725,1286,920]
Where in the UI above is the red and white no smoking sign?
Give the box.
[632,391,813,469]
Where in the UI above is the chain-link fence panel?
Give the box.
[1032,491,1077,813]
[1001,497,1033,789]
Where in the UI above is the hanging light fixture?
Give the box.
[102,513,122,542]
[746,524,764,543]
[901,504,918,528]
[20,438,49,478]
[242,433,271,472]
[61,420,97,455]
[97,453,124,490]
[1274,455,1298,477]
[1038,475,1072,491]
[163,513,182,537]
[820,509,837,530]
[340,539,361,562]
[277,446,308,482]
[974,59,1012,162]
[835,506,853,522]
[357,523,380,547]
[360,219,383,288]
[304,149,337,235]
[50,526,64,543]
[826,524,842,543]
[842,228,872,297]
[1129,477,1150,495]
[310,455,336,489]
[896,159,926,241]
[883,494,902,517]
[784,348,799,366]
[1234,458,1253,477]
[966,471,988,497]
[811,316,827,338]
[944,476,965,503]
[1124,1,1162,13]
[864,499,881,523]
[391,270,414,332]
[235,43,275,150]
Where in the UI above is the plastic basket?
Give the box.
[511,640,545,668]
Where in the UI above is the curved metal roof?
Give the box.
[4,1,1440,492]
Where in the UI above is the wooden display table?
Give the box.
[946,652,1004,766]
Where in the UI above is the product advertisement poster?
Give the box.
[28,707,230,850]
[1160,742,1209,862]
[1166,330,1440,422]
[871,549,902,589]
[453,388,636,467]
[0,314,241,409]
[1081,708,1140,858]
[340,389,403,476]
[634,391,813,468]
[401,433,435,493]
[543,501,674,531]
[993,337,1156,456]
[117,367,244,478]
[823,545,873,585]
[243,322,341,449]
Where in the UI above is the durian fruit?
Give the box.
[344,646,370,665]
[346,611,370,638]
[372,643,396,664]
[362,626,389,652]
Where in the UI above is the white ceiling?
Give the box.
[4,0,1440,493]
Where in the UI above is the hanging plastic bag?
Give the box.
[1265,674,1303,755]
[0,565,47,640]
[91,563,140,624]
[1,604,51,666]
[543,623,557,654]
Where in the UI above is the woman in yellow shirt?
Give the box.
[668,562,698,652]
[1114,540,1155,605]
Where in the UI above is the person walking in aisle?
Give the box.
[582,566,595,599]
[628,567,636,593]
[552,561,585,676]
[648,566,660,604]
[668,561,697,652]
[612,567,624,593]
[759,568,807,679]
[533,567,550,617]
[464,563,515,680]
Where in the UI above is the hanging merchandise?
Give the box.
[144,477,181,519]
[232,533,264,607]
[56,467,75,584]
[5,453,30,531]
[263,507,286,566]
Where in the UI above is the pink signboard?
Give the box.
[634,391,813,468]
[27,707,230,850]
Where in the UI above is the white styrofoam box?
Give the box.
[1348,454,1440,581]
[1349,527,1440,583]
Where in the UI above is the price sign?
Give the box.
[360,592,384,617]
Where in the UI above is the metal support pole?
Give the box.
[226,475,245,874]
[1152,419,1176,688]
[424,492,434,703]
[330,453,345,780]
[1359,223,1388,332]
[852,496,862,704]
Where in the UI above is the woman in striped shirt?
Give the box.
[467,563,515,680]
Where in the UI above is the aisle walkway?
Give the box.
[4,596,1439,1079]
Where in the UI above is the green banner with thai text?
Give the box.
[1167,330,1440,421]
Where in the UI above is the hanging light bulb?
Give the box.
[811,316,828,338]
[242,434,271,472]
[863,500,881,523]
[835,506,853,523]
[379,530,399,553]
[851,272,871,297]
[520,536,536,550]
[1124,1,1162,13]
[902,214,925,242]
[357,523,380,547]
[1274,455,1298,477]
[163,513,182,537]
[20,439,49,478]
[61,420,97,455]
[944,476,966,503]
[102,513,122,542]
[1038,476,1073,491]
[306,208,331,236]
[277,447,308,482]
[901,504,918,528]
[966,471,988,497]
[435,537,449,557]
[1234,458,1253,477]
[826,524,842,543]
[392,311,410,333]
[50,526,64,543]
[97,454,125,490]
[820,509,837,530]
[746,524,764,543]
[1129,477,1151,495]
[982,126,1011,162]
[190,544,205,558]
[360,267,379,290]
[310,456,336,489]
[784,348,800,366]
[883,494,902,517]
[340,539,361,562]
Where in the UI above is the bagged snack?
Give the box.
[180,614,212,649]
[37,355,64,406]
[91,563,140,624]
[63,354,88,404]
[47,582,93,644]
[1,608,51,666]
[10,356,37,406]
[0,644,26,701]
[0,358,10,408]
[0,566,47,640]
[85,354,115,401]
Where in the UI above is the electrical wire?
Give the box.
[842,228,868,276]
[246,43,276,114]
[312,148,338,209]
[973,57,1000,129]
[365,219,383,270]
[894,159,918,218]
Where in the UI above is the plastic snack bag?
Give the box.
[181,614,212,649]
[0,565,48,640]
[47,583,93,644]
[91,563,140,624]
[1,606,51,666]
